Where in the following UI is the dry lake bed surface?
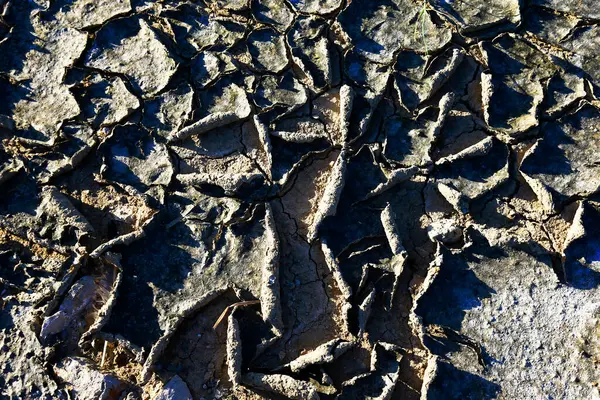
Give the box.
[1,0,600,399]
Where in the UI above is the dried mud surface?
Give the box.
[1,0,600,399]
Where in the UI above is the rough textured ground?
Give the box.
[1,0,600,399]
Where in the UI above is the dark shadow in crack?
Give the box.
[269,136,330,183]
[483,36,526,75]
[520,122,574,177]
[414,234,500,332]
[0,1,45,76]
[103,212,206,349]
[564,258,600,291]
[103,264,163,349]
[422,328,501,369]
[425,358,501,400]
[0,173,39,221]
[435,137,509,184]
[563,202,600,290]
[320,146,388,256]
[542,73,578,114]
[98,124,170,193]
[485,76,534,131]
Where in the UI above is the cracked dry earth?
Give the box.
[2,0,600,399]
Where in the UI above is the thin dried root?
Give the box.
[213,300,260,330]
[100,340,108,368]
